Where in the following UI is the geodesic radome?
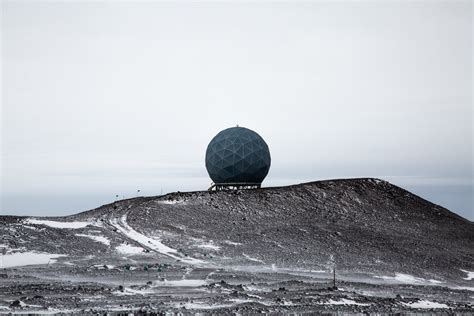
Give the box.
[205,127,271,185]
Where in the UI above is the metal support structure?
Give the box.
[208,183,261,191]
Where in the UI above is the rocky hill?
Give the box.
[0,178,472,313]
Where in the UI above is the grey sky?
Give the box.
[1,1,473,219]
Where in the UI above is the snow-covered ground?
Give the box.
[158,199,186,205]
[115,243,144,255]
[243,253,265,264]
[0,252,66,268]
[110,214,203,265]
[22,225,40,230]
[375,273,443,285]
[171,302,234,310]
[325,298,370,306]
[223,240,242,246]
[196,243,220,251]
[90,264,116,270]
[460,269,474,281]
[24,219,100,229]
[171,299,257,310]
[113,287,155,296]
[402,300,449,309]
[75,234,110,246]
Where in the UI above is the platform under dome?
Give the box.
[205,127,271,189]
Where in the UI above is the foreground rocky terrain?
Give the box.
[0,178,472,314]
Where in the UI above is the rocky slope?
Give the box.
[0,178,473,313]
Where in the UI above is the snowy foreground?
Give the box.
[0,179,472,314]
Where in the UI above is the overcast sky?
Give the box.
[1,1,472,220]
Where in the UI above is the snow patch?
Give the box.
[460,269,474,281]
[453,286,474,291]
[229,299,254,304]
[113,287,154,296]
[427,279,443,284]
[90,264,116,270]
[244,285,265,292]
[325,298,370,306]
[196,243,220,251]
[173,302,232,310]
[223,240,242,246]
[43,308,81,314]
[403,300,449,309]
[173,299,253,310]
[75,234,110,246]
[1,252,66,268]
[24,219,100,229]
[110,215,203,265]
[153,279,207,287]
[113,280,207,297]
[61,262,75,266]
[5,307,79,314]
[22,225,39,230]
[375,273,443,285]
[159,199,186,205]
[243,253,265,264]
[115,243,144,255]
